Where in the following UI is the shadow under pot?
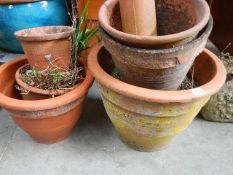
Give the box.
[98,0,210,48]
[0,56,94,144]
[100,18,213,90]
[88,44,226,152]
[15,26,75,71]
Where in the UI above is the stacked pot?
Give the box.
[0,26,94,144]
[88,0,227,151]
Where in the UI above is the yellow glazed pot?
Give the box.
[88,45,226,152]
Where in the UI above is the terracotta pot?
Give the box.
[88,44,226,152]
[119,0,157,36]
[210,0,233,54]
[15,26,75,71]
[15,64,81,100]
[201,56,233,123]
[78,0,105,20]
[99,0,210,48]
[0,56,94,144]
[100,18,213,90]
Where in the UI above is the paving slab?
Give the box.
[0,83,232,175]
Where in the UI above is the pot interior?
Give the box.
[0,60,26,100]
[110,0,201,36]
[97,47,217,89]
[15,26,73,38]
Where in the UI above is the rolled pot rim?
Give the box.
[15,64,82,96]
[100,16,213,54]
[99,0,210,45]
[88,44,226,103]
[0,56,94,111]
[14,26,75,42]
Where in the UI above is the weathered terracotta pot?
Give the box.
[100,18,213,90]
[210,0,233,54]
[88,45,226,152]
[0,56,94,144]
[201,56,233,123]
[15,64,81,100]
[15,26,75,71]
[99,0,210,48]
[119,0,157,36]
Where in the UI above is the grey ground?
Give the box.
[0,43,233,175]
[0,83,233,175]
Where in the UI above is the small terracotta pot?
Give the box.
[0,56,94,144]
[88,45,226,152]
[99,0,210,48]
[15,64,81,100]
[15,26,75,71]
[119,0,157,36]
[100,18,212,90]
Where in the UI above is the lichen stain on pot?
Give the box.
[99,84,210,151]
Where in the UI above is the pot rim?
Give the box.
[99,0,210,46]
[15,64,82,96]
[100,16,213,54]
[14,26,75,42]
[88,44,226,103]
[0,56,94,111]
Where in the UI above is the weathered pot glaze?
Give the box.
[0,0,69,53]
[15,26,75,71]
[0,56,94,144]
[88,45,226,152]
[15,64,81,100]
[101,18,213,90]
[99,0,210,48]
[201,56,233,123]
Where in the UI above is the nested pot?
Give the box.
[0,0,69,53]
[100,18,213,90]
[15,64,82,100]
[0,56,94,144]
[99,0,210,48]
[15,26,75,71]
[88,44,226,152]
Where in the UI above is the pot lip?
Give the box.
[88,44,227,103]
[99,0,210,46]
[14,26,75,42]
[0,56,94,111]
[15,64,81,96]
[100,16,213,54]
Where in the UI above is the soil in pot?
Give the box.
[100,17,213,90]
[15,62,85,100]
[88,44,226,152]
[14,26,75,71]
[0,56,94,144]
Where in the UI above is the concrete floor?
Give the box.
[0,83,233,175]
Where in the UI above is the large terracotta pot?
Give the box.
[100,18,212,90]
[15,26,75,71]
[0,56,94,144]
[210,0,233,54]
[88,45,226,152]
[99,0,210,48]
[0,0,69,53]
[78,0,105,20]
